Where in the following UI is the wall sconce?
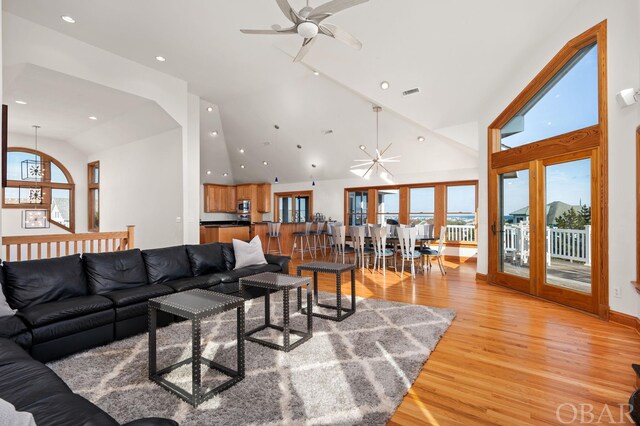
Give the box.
[616,88,640,107]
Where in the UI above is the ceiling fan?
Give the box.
[352,106,400,179]
[240,0,368,62]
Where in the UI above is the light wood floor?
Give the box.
[291,254,640,425]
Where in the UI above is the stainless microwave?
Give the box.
[237,200,251,213]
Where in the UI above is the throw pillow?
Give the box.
[0,398,37,426]
[233,236,267,270]
[0,287,16,317]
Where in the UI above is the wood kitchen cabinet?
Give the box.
[204,184,236,213]
[257,183,271,213]
[236,184,253,201]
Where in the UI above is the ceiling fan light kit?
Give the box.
[240,0,369,62]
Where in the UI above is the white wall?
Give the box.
[476,0,640,316]
[3,133,88,236]
[4,13,199,246]
[90,128,183,250]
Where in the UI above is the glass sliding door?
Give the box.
[347,191,368,226]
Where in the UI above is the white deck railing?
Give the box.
[446,225,476,242]
[503,223,591,266]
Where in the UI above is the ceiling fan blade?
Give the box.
[240,29,293,35]
[293,37,317,62]
[275,0,302,23]
[319,23,362,50]
[309,0,369,21]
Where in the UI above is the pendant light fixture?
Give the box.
[351,106,400,178]
[21,125,48,182]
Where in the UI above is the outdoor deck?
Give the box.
[503,258,591,293]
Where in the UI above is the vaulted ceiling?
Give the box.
[3,0,583,182]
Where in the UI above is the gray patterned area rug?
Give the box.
[48,293,455,425]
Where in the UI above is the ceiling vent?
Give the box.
[322,129,333,135]
[402,87,420,97]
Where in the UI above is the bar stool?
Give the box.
[291,222,315,261]
[266,222,282,255]
[312,221,326,257]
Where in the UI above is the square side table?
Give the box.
[148,289,245,407]
[296,262,356,322]
[240,272,312,352]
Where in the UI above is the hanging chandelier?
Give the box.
[21,125,49,182]
[351,106,400,178]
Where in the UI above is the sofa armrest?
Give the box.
[121,418,179,426]
[264,254,291,274]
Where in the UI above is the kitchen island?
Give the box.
[251,222,326,256]
[200,221,251,244]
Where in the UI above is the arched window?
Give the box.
[3,148,75,232]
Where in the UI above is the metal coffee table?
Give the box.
[148,289,245,407]
[240,272,313,352]
[296,262,356,322]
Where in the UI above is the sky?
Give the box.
[500,43,597,214]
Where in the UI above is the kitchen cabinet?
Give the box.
[236,184,253,201]
[204,184,236,213]
[257,183,271,213]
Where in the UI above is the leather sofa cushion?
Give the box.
[103,284,172,308]
[0,360,72,409]
[185,243,226,276]
[142,246,192,284]
[217,263,281,283]
[221,243,236,270]
[30,309,114,344]
[162,275,222,292]
[83,250,148,294]
[0,315,28,339]
[0,338,32,365]
[264,254,291,274]
[21,393,119,426]
[3,255,88,310]
[19,295,112,328]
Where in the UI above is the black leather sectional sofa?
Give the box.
[0,242,289,362]
[0,242,289,425]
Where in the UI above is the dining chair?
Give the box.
[311,221,326,257]
[266,222,282,255]
[291,222,315,261]
[420,225,447,275]
[397,227,421,278]
[350,226,373,269]
[369,225,395,275]
[332,225,354,264]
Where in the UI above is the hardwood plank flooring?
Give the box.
[290,254,640,425]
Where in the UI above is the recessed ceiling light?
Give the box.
[240,164,245,169]
[380,81,390,90]
[417,136,425,142]
[359,145,366,150]
[223,172,229,177]
[88,116,98,120]
[155,56,166,62]
[313,71,320,76]
[206,170,212,175]
[239,148,245,154]
[210,130,218,136]
[61,15,76,24]
[263,161,268,166]
[206,106,213,112]
[15,100,27,105]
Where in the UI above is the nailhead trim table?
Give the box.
[148,289,245,407]
[240,272,313,352]
[296,261,356,322]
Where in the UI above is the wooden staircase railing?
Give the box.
[2,225,135,262]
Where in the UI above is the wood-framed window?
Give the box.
[343,180,478,243]
[2,148,75,232]
[274,191,313,223]
[88,161,100,232]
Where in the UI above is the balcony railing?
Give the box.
[446,225,476,242]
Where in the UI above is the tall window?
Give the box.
[347,191,368,226]
[88,161,100,231]
[409,187,435,226]
[446,185,477,242]
[377,189,399,224]
[274,191,313,223]
[3,148,75,232]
